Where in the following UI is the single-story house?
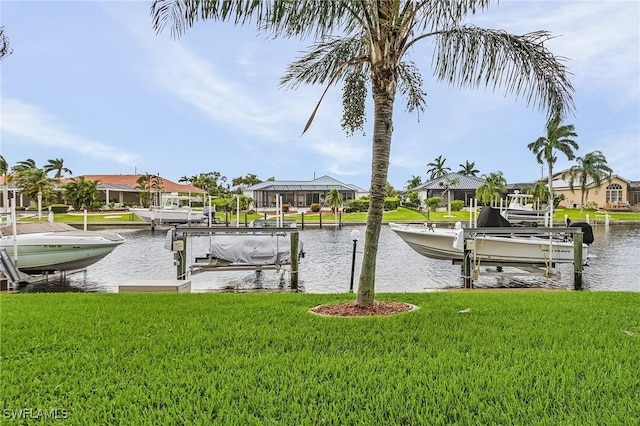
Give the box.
[243,175,368,210]
[551,174,638,210]
[0,174,204,210]
[414,173,486,207]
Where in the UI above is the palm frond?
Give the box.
[280,36,367,88]
[433,25,574,119]
[397,61,427,115]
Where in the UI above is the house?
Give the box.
[243,175,368,210]
[550,173,638,210]
[76,174,205,206]
[414,173,485,207]
[0,174,204,210]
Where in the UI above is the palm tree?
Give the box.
[527,115,579,220]
[324,189,344,214]
[12,158,37,173]
[62,177,100,210]
[44,158,73,179]
[564,151,613,212]
[0,26,12,60]
[458,160,479,176]
[0,155,9,212]
[405,175,422,191]
[426,155,451,180]
[152,0,573,306]
[12,167,54,204]
[476,172,507,206]
[136,173,164,208]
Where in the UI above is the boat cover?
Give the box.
[477,207,513,227]
[208,235,292,265]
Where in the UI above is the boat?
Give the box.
[130,195,204,224]
[389,207,592,266]
[501,191,549,223]
[0,222,125,274]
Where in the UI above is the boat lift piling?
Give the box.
[458,226,585,290]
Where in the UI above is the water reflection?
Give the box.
[18,223,640,293]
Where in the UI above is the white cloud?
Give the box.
[0,98,137,165]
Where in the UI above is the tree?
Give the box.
[136,173,164,208]
[476,172,507,206]
[62,177,100,210]
[564,151,613,212]
[442,176,460,216]
[44,158,73,179]
[12,158,37,173]
[0,26,12,60]
[405,175,422,191]
[458,160,479,176]
[324,189,344,214]
[427,155,451,180]
[152,0,573,306]
[12,167,54,204]
[527,115,578,219]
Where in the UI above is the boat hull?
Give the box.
[0,225,125,273]
[130,208,203,224]
[389,223,587,265]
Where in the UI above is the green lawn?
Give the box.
[13,206,640,225]
[1,292,638,425]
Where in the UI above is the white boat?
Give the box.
[502,191,549,222]
[390,207,591,266]
[0,222,125,274]
[130,196,204,224]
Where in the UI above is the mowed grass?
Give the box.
[1,292,638,425]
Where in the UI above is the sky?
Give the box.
[1,1,639,191]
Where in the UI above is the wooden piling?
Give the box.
[290,232,299,292]
[573,232,583,290]
[462,244,473,289]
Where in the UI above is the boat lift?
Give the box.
[454,226,585,290]
[166,225,302,291]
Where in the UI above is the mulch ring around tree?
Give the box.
[309,301,418,317]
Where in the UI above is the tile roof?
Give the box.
[73,174,205,193]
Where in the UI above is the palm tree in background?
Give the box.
[12,158,37,173]
[0,155,9,211]
[136,173,164,208]
[325,189,344,214]
[458,160,479,176]
[426,155,451,180]
[476,171,507,206]
[405,175,422,191]
[44,158,73,179]
[564,151,613,212]
[528,115,578,219]
[151,0,573,306]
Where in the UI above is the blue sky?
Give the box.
[1,1,638,191]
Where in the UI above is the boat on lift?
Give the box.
[389,207,592,266]
[130,195,204,224]
[0,222,125,274]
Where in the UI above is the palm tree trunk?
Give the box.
[356,75,395,306]
[547,161,554,227]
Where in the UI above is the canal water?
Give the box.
[23,223,640,293]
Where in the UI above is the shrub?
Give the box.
[282,203,290,213]
[450,200,465,211]
[347,199,369,212]
[48,204,70,214]
[425,197,442,210]
[384,197,400,211]
[310,203,320,212]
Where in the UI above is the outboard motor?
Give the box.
[569,221,594,245]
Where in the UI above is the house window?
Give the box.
[606,183,622,204]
